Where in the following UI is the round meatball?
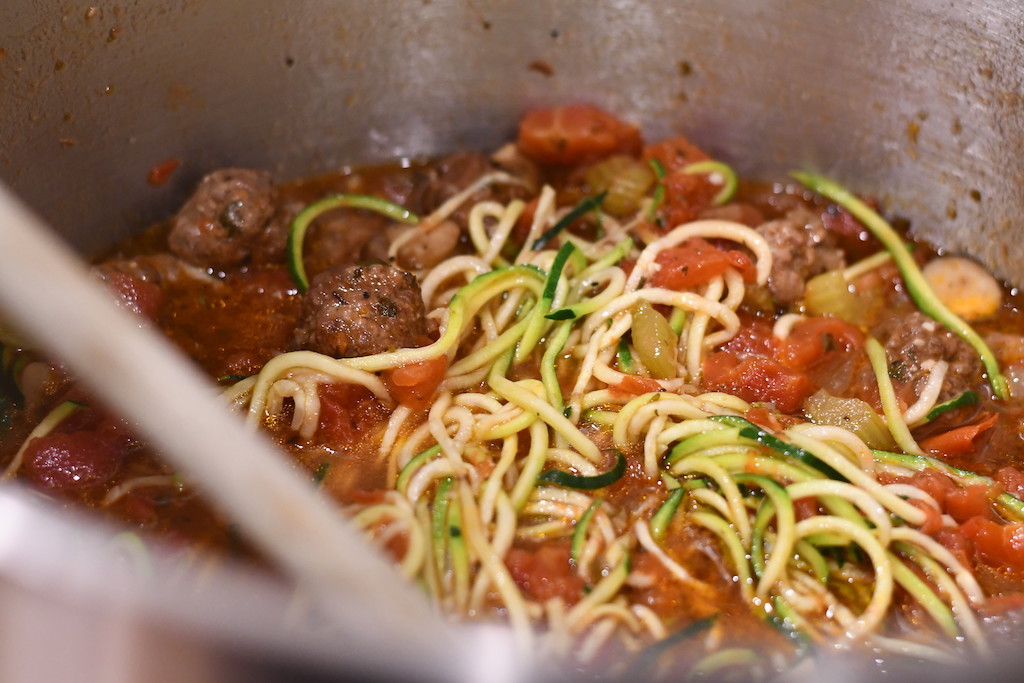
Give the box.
[874,311,983,402]
[168,168,287,269]
[755,206,846,304]
[413,151,532,228]
[292,264,428,358]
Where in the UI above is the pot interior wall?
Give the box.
[2,1,1024,680]
[2,0,1023,283]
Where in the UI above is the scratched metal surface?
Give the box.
[1,2,1023,681]
[2,0,1022,281]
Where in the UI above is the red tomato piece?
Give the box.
[648,238,738,290]
[944,484,992,523]
[506,541,585,605]
[609,374,663,397]
[905,469,992,524]
[641,136,719,229]
[920,413,999,455]
[961,516,1024,572]
[147,158,180,186]
[23,430,126,491]
[909,499,945,535]
[721,316,779,359]
[648,171,718,230]
[701,316,861,413]
[103,271,164,320]
[793,497,821,522]
[513,196,540,245]
[702,351,814,414]
[997,466,1024,499]
[642,136,710,174]
[776,317,865,370]
[820,201,882,261]
[744,405,784,432]
[383,357,448,410]
[934,527,972,569]
[723,248,757,283]
[908,469,955,506]
[316,383,389,445]
[517,105,642,165]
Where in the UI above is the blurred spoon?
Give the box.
[0,182,488,681]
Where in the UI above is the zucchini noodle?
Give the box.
[9,108,1023,683]
[866,337,924,455]
[2,399,83,478]
[224,169,1008,676]
[903,360,949,425]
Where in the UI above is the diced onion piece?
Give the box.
[583,155,656,217]
[922,256,1002,322]
[804,390,896,450]
[631,301,678,379]
[803,271,861,323]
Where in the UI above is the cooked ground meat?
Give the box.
[168,169,288,269]
[415,151,491,215]
[291,264,428,358]
[755,207,846,304]
[874,311,983,402]
[413,151,531,228]
[301,211,391,277]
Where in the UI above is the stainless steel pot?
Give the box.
[2,1,1023,680]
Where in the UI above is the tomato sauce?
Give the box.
[5,107,1024,674]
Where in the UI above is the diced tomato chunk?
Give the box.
[513,196,540,245]
[648,238,752,290]
[609,374,663,397]
[147,158,181,186]
[641,135,719,228]
[775,317,864,370]
[906,469,993,523]
[701,314,864,414]
[909,499,944,535]
[744,406,784,432]
[642,136,710,174]
[820,202,882,261]
[656,172,719,228]
[908,469,955,505]
[793,497,821,522]
[961,517,1024,572]
[721,316,779,358]
[506,541,585,605]
[997,466,1024,499]
[701,351,814,414]
[944,484,992,523]
[723,248,757,283]
[23,428,128,491]
[934,527,972,569]
[517,105,642,165]
[920,413,999,456]
[103,271,164,320]
[316,383,389,445]
[382,357,448,410]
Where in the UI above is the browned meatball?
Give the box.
[168,169,287,269]
[755,206,846,304]
[874,311,983,402]
[292,264,428,358]
[413,151,532,227]
[301,211,391,276]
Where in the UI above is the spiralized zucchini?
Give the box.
[220,161,1013,677]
